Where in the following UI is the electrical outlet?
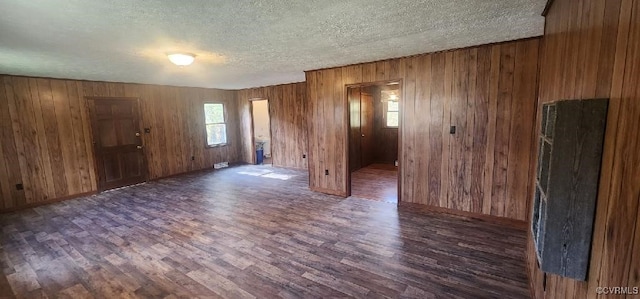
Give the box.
[325,169,329,175]
[450,126,456,134]
[191,156,195,161]
[302,154,306,159]
[15,183,23,190]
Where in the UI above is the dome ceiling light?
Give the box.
[167,53,196,66]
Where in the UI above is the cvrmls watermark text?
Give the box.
[596,286,639,295]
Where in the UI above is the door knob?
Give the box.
[136,145,143,149]
[361,134,365,137]
[135,132,141,137]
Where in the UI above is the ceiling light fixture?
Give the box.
[167,53,196,66]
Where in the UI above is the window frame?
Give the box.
[203,102,229,148]
[383,99,399,128]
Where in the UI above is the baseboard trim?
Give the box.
[398,202,528,229]
[151,161,246,181]
[151,168,214,181]
[310,186,348,197]
[0,191,98,214]
[271,164,308,171]
[1,161,259,214]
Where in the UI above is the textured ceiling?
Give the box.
[0,0,546,89]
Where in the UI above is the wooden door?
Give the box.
[87,98,147,191]
[360,92,375,167]
[348,88,362,172]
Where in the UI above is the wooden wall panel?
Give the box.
[491,44,515,217]
[413,55,431,206]
[236,82,308,170]
[330,68,342,191]
[427,53,446,207]
[402,56,418,203]
[0,75,240,211]
[305,38,540,219]
[471,47,491,214]
[527,0,640,298]
[307,72,320,188]
[0,79,23,207]
[348,87,362,172]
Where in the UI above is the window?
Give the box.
[385,100,399,127]
[204,103,227,146]
[381,89,400,128]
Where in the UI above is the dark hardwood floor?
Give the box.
[0,165,530,298]
[351,164,399,203]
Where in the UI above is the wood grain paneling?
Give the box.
[306,38,540,220]
[0,75,240,211]
[237,82,308,170]
[527,0,640,298]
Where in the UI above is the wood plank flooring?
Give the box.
[0,165,530,298]
[351,164,399,203]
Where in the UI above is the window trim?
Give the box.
[203,102,229,148]
[383,99,399,128]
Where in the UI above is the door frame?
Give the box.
[85,96,149,192]
[347,87,363,172]
[248,98,273,165]
[344,79,403,203]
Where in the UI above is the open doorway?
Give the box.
[250,99,272,165]
[347,81,401,203]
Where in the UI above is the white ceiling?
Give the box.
[0,0,546,90]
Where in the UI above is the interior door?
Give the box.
[87,98,147,191]
[348,87,362,172]
[360,92,375,167]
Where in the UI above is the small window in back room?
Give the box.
[382,90,399,128]
[204,103,227,146]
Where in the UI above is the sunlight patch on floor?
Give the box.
[262,173,295,180]
[236,168,295,180]
[237,170,272,176]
